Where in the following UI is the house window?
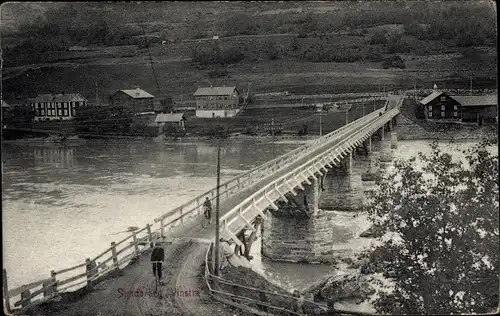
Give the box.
[428,105,432,111]
[429,111,433,118]
[454,105,458,111]
[41,109,45,116]
[224,96,228,100]
[441,111,445,117]
[71,105,75,116]
[440,96,446,102]
[454,111,458,117]
[441,104,445,111]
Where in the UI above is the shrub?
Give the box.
[367,31,388,45]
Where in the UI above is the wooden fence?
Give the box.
[3,224,157,313]
[204,243,378,316]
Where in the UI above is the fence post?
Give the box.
[160,218,165,238]
[132,230,139,257]
[42,279,52,298]
[20,289,31,308]
[111,242,118,270]
[3,269,11,313]
[50,270,57,293]
[146,224,153,245]
[179,208,183,225]
[85,258,93,290]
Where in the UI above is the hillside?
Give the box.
[1,1,497,105]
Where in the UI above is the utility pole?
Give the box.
[95,82,99,107]
[345,102,349,125]
[214,140,221,275]
[470,76,473,95]
[319,110,323,136]
[271,118,275,158]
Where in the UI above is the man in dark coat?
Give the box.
[150,242,165,284]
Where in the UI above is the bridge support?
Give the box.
[262,209,335,263]
[318,152,363,211]
[390,131,398,149]
[262,177,336,263]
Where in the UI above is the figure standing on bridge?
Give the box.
[150,242,165,289]
[202,197,212,227]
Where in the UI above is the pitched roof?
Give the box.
[193,86,238,96]
[419,91,445,105]
[155,113,185,123]
[30,93,87,103]
[449,95,497,107]
[2,100,10,108]
[118,88,154,99]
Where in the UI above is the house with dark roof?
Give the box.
[419,90,497,125]
[28,93,87,121]
[109,88,155,113]
[193,86,241,118]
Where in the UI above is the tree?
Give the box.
[357,140,499,314]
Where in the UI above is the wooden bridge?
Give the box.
[3,94,403,314]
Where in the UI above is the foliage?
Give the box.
[386,33,412,54]
[301,44,363,63]
[367,31,387,45]
[358,140,499,314]
[403,22,425,38]
[382,56,405,69]
[261,39,283,60]
[191,43,244,66]
[221,13,260,36]
[74,106,134,137]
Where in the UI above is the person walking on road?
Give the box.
[202,197,212,227]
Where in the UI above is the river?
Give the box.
[1,138,492,305]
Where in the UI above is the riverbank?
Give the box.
[395,115,497,141]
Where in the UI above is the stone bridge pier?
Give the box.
[318,152,363,211]
[262,177,337,263]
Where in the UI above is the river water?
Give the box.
[1,138,492,305]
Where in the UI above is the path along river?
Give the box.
[2,138,492,310]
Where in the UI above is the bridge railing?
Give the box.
[152,102,389,237]
[219,107,400,242]
[3,224,156,312]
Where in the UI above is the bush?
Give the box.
[367,31,387,45]
[382,56,406,69]
[403,22,424,37]
[208,68,230,78]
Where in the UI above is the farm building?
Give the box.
[155,113,186,134]
[109,88,155,113]
[193,86,241,118]
[28,93,87,121]
[419,91,497,125]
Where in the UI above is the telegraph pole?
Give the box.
[345,102,349,125]
[214,141,221,275]
[95,82,99,107]
[271,118,275,158]
[319,111,323,136]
